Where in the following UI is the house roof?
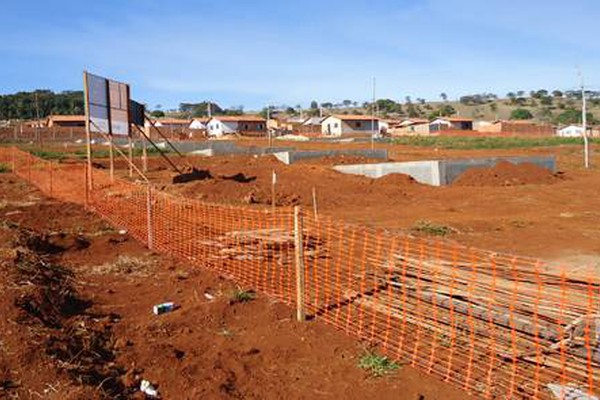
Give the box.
[191,117,209,123]
[47,115,86,122]
[303,116,324,125]
[157,118,191,125]
[443,117,473,122]
[494,120,541,125]
[210,115,265,122]
[399,118,428,126]
[325,114,380,121]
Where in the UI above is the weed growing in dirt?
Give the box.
[30,150,67,161]
[230,288,257,303]
[412,220,455,237]
[0,163,9,173]
[358,352,400,377]
[89,255,155,276]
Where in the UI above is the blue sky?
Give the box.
[2,0,600,110]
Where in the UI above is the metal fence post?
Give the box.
[147,185,154,250]
[294,206,306,322]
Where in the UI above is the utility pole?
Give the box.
[267,104,272,147]
[578,68,590,168]
[371,77,376,151]
[34,91,41,147]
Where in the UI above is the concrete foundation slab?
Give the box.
[333,156,556,186]
[274,149,388,165]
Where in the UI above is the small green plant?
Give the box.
[30,150,67,161]
[412,220,455,237]
[230,288,257,303]
[0,163,10,173]
[358,352,400,377]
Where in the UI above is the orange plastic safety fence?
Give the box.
[1,146,598,400]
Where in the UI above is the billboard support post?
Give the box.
[142,125,149,173]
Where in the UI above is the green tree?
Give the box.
[150,110,165,118]
[555,108,595,125]
[510,108,533,120]
[310,100,319,109]
[440,93,448,102]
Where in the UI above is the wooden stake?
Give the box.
[84,163,89,209]
[312,186,318,221]
[83,71,93,191]
[147,185,154,250]
[128,134,133,177]
[109,135,114,183]
[271,170,276,212]
[294,206,306,322]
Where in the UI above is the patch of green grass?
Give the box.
[358,352,400,377]
[29,150,67,161]
[0,163,10,173]
[412,220,455,237]
[393,136,594,150]
[230,288,257,303]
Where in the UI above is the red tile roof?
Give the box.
[327,114,380,121]
[211,115,266,122]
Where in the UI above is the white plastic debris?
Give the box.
[204,293,215,301]
[118,229,127,235]
[140,379,159,398]
[547,383,598,400]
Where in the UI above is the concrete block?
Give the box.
[333,156,556,186]
[274,149,388,165]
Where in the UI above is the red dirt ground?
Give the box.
[0,172,465,399]
[95,140,600,270]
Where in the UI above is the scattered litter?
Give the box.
[140,379,159,398]
[153,302,176,315]
[4,210,22,216]
[118,229,127,235]
[547,383,598,400]
[204,292,215,301]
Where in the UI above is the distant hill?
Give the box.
[311,92,598,126]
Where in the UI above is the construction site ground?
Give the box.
[96,138,600,269]
[0,171,465,399]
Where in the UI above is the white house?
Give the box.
[301,116,323,126]
[206,115,266,137]
[557,125,585,137]
[320,115,379,137]
[189,118,208,130]
[429,117,473,132]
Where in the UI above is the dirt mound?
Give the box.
[372,173,419,186]
[7,231,129,397]
[453,161,562,187]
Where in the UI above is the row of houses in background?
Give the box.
[27,114,600,139]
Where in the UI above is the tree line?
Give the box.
[0,90,84,120]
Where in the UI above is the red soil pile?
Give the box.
[453,161,561,187]
[372,173,419,186]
